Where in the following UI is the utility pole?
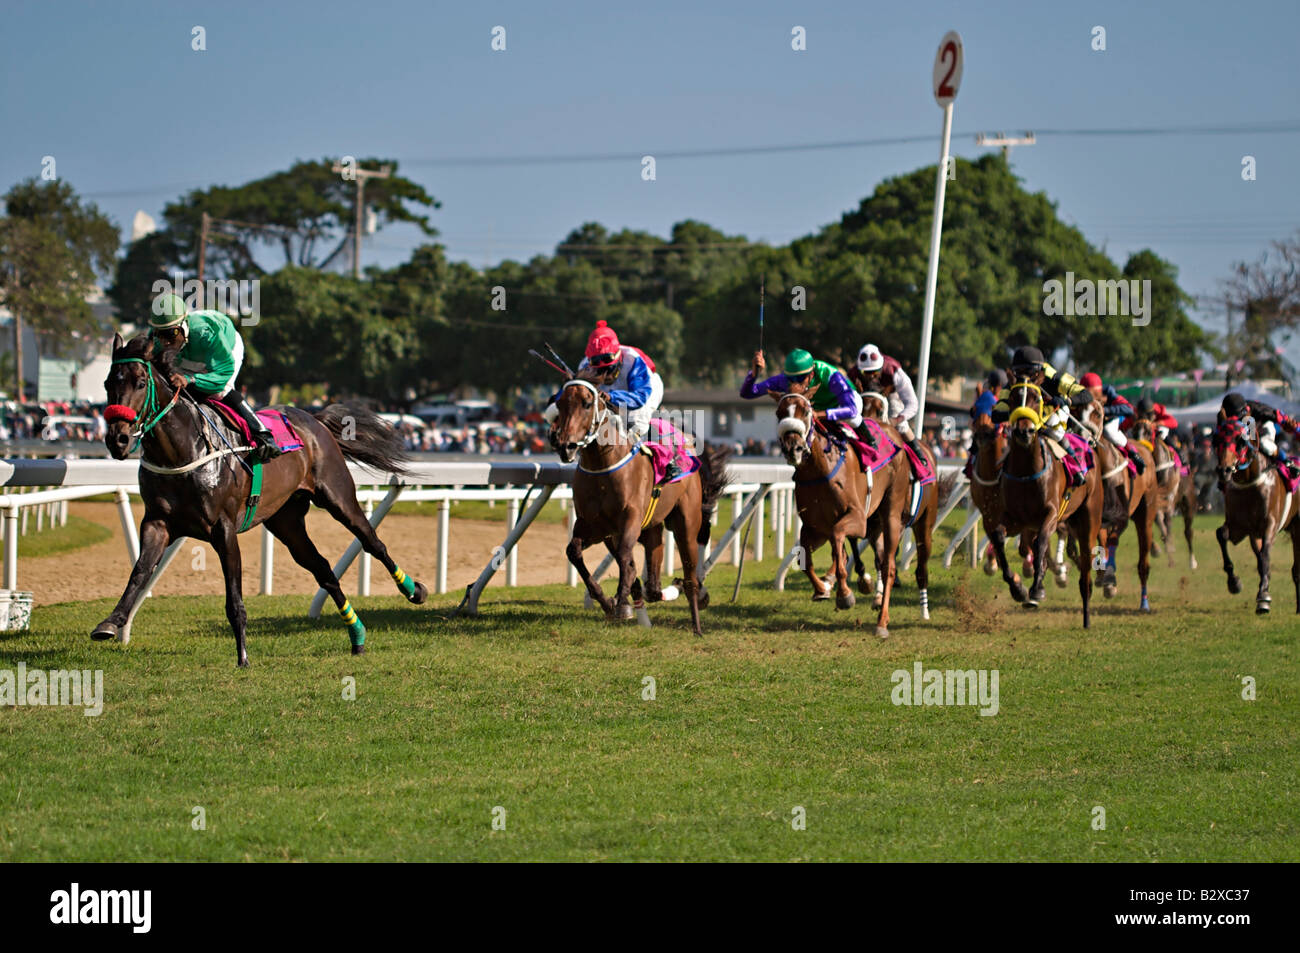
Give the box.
[976,131,1036,160]
[198,211,210,284]
[331,163,392,277]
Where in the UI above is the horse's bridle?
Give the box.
[105,357,181,454]
[559,379,609,450]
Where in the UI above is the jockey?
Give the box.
[741,348,872,445]
[1081,372,1144,474]
[971,369,1007,421]
[545,320,679,479]
[148,293,280,461]
[1219,391,1300,472]
[992,345,1091,485]
[849,343,924,460]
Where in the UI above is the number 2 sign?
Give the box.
[932,31,963,107]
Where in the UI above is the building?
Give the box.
[0,288,117,402]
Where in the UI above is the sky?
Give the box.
[3,0,1298,370]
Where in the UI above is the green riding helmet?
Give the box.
[149,293,189,332]
[783,349,815,377]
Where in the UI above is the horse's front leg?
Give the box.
[799,523,830,600]
[609,521,641,621]
[91,517,171,642]
[1025,517,1054,608]
[987,524,1026,603]
[208,518,248,667]
[1251,533,1273,614]
[873,514,900,639]
[830,522,855,611]
[1217,523,1241,594]
[567,518,615,616]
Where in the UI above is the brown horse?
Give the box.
[95,333,428,666]
[775,392,911,638]
[970,414,1028,602]
[1079,401,1158,608]
[1133,422,1197,570]
[859,391,939,621]
[1212,417,1300,613]
[999,381,1103,626]
[550,370,729,635]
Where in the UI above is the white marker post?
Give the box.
[914,30,963,427]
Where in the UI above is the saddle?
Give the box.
[641,417,700,485]
[817,418,897,473]
[203,398,304,453]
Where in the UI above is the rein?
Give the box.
[561,379,609,450]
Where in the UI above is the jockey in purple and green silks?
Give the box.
[741,348,873,445]
[147,292,280,461]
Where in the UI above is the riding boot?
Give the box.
[1127,445,1146,475]
[853,419,878,449]
[906,436,925,460]
[230,395,280,461]
[661,460,683,484]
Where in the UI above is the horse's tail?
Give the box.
[935,468,960,511]
[314,403,411,475]
[696,445,733,546]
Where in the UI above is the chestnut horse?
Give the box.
[550,370,729,634]
[1132,420,1197,570]
[1079,400,1158,607]
[1212,417,1300,613]
[775,392,911,638]
[95,333,428,666]
[999,381,1103,626]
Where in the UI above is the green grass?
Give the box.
[387,497,570,524]
[15,514,112,558]
[1,516,1296,861]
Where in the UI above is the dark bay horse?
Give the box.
[970,414,1027,602]
[775,392,911,638]
[1130,419,1197,570]
[1213,417,1300,613]
[859,391,939,622]
[550,371,729,635]
[999,382,1103,626]
[95,333,428,665]
[1080,401,1158,606]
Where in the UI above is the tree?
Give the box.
[0,179,119,400]
[1221,233,1300,383]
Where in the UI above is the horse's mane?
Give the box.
[573,366,606,386]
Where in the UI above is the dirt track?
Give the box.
[26,502,576,606]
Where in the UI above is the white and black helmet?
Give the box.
[857,343,884,373]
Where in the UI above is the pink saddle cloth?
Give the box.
[1061,432,1094,483]
[1278,461,1300,495]
[204,399,304,452]
[820,418,899,473]
[644,418,700,484]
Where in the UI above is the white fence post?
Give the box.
[438,498,450,595]
[260,525,274,595]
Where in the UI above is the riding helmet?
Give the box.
[1010,345,1045,370]
[857,343,884,373]
[784,349,815,376]
[1222,392,1247,418]
[149,292,188,330]
[584,321,621,368]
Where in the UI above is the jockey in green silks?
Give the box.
[148,293,280,461]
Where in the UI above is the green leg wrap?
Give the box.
[339,600,366,647]
[391,565,417,598]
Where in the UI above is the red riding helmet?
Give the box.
[585,321,621,368]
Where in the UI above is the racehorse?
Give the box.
[95,333,428,666]
[969,414,1028,602]
[999,381,1103,626]
[1079,400,1158,606]
[858,391,939,622]
[1212,416,1300,613]
[775,392,911,638]
[1130,419,1197,570]
[550,369,729,635]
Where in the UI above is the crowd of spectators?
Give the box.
[1,399,107,443]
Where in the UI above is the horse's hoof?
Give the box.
[1021,557,1034,575]
[1256,599,1271,614]
[1189,556,1198,570]
[644,589,664,603]
[1010,583,1027,604]
[350,644,366,655]
[1030,586,1046,603]
[920,606,931,621]
[857,576,873,595]
[1103,584,1117,599]
[982,559,996,577]
[1228,577,1242,594]
[812,590,831,602]
[1256,605,1271,615]
[614,604,635,621]
[408,582,428,605]
[875,625,890,640]
[238,657,251,668]
[698,588,710,610]
[1022,598,1039,609]
[1140,599,1151,613]
[836,591,856,611]
[1054,572,1068,589]
[90,621,119,642]
[872,596,883,611]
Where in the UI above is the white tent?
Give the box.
[1175,382,1300,426]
